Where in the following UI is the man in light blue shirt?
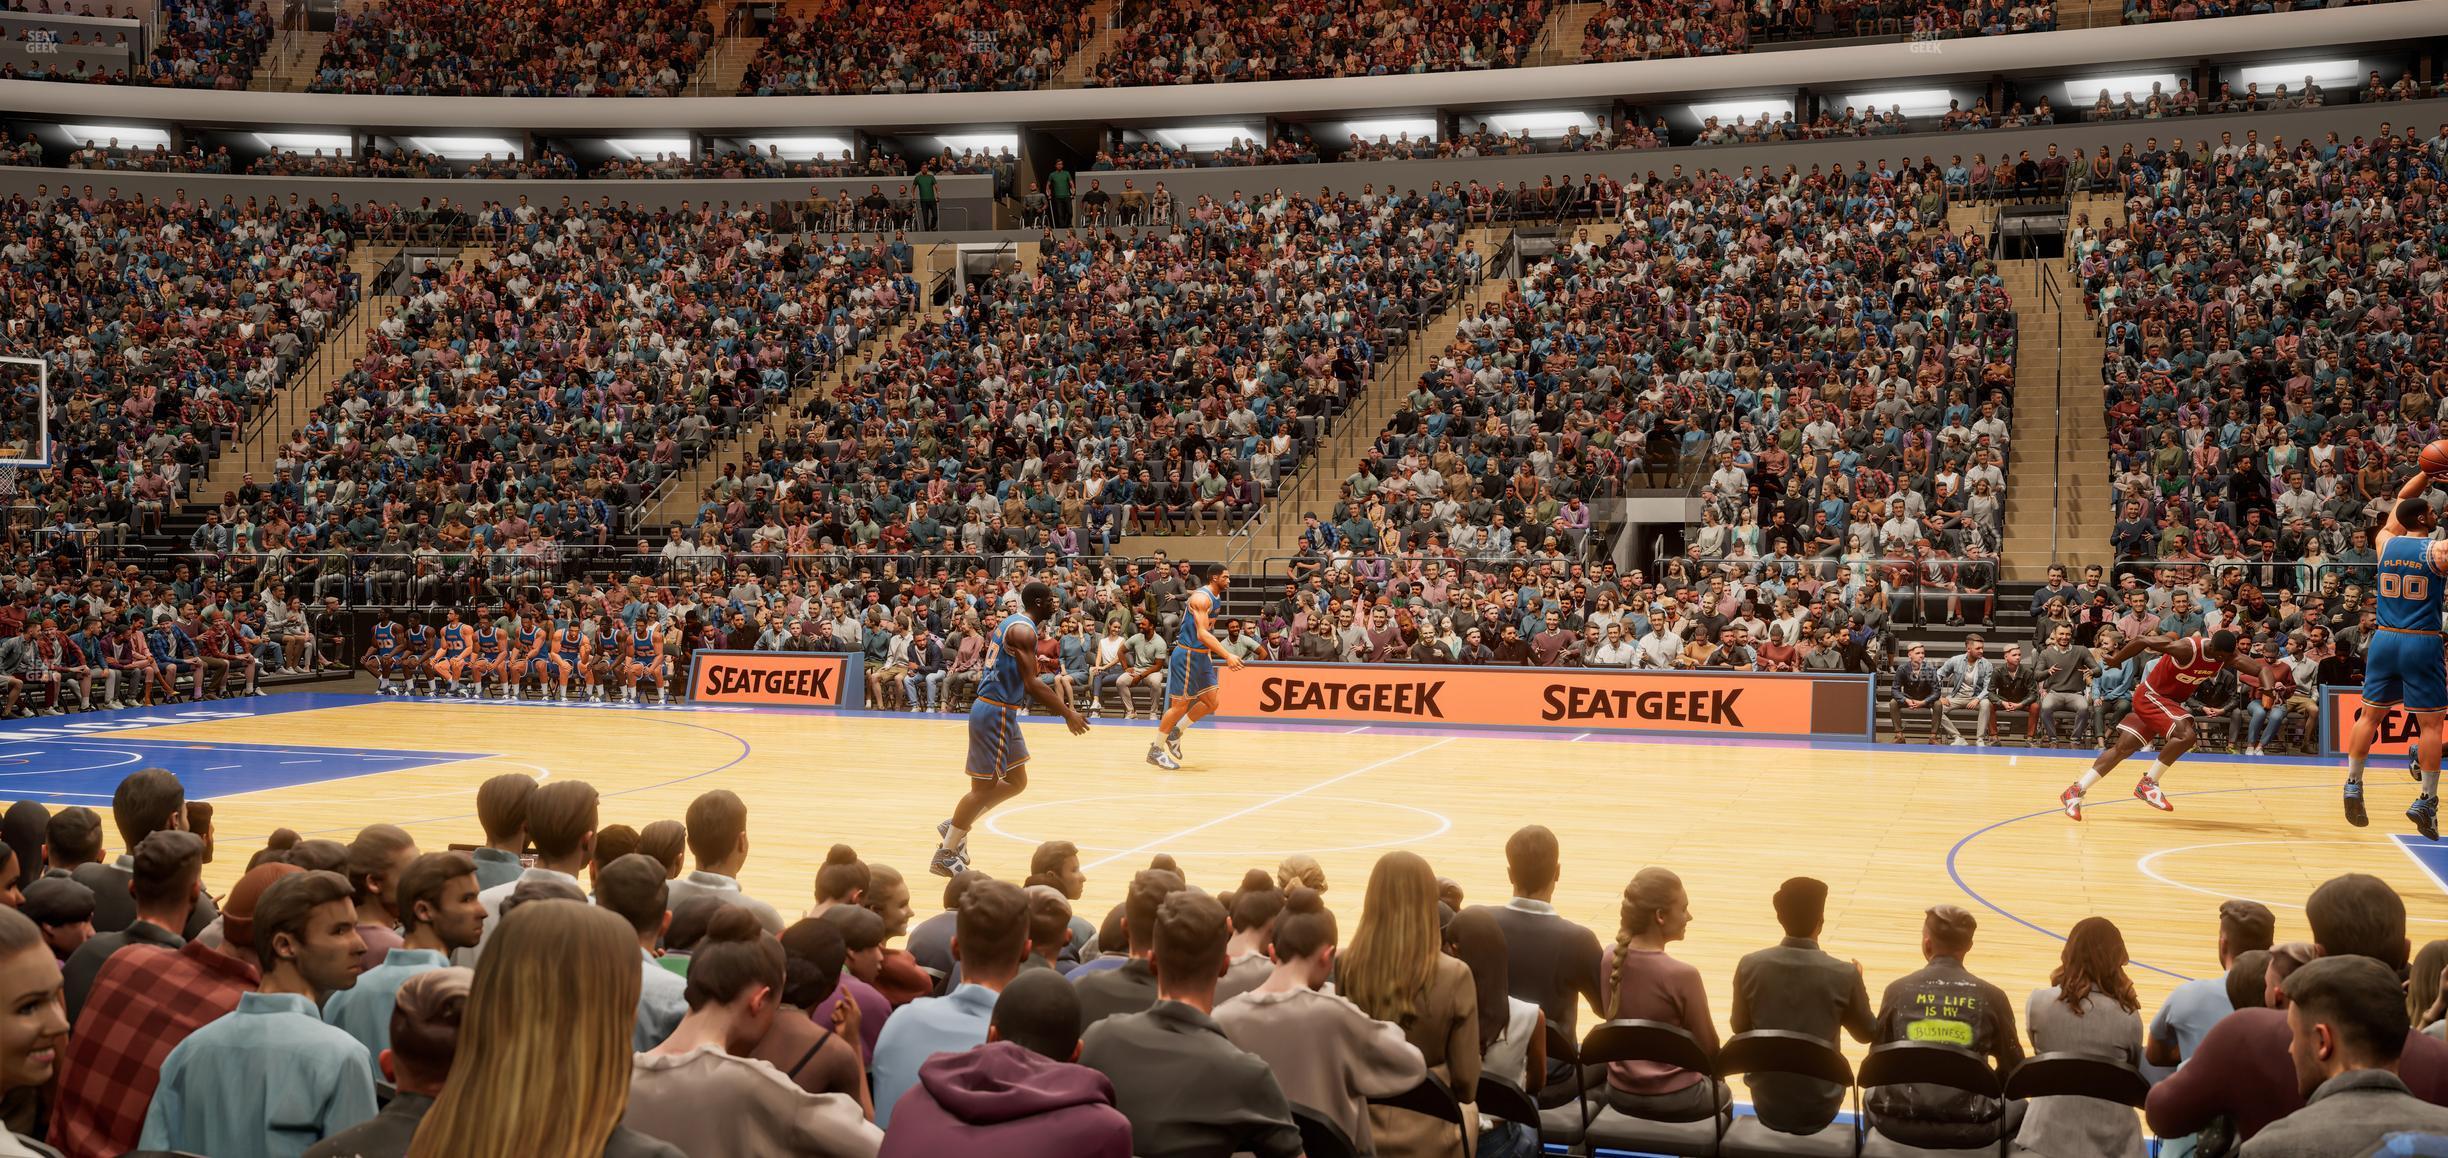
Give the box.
[597,852,691,1049]
[2144,899,2274,1158]
[324,851,487,1067]
[871,879,1031,1125]
[143,870,378,1158]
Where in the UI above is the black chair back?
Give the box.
[1290,1103,1361,1158]
[1716,1029,1853,1086]
[1544,1017,1581,1066]
[1856,1040,2002,1099]
[1369,1073,1464,1125]
[1580,1018,1718,1075]
[2003,1050,2152,1107]
[1371,1072,1468,1154]
[1477,1072,1542,1129]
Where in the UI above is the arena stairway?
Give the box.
[1117,226,1519,564]
[635,243,959,530]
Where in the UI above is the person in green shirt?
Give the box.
[1046,162,1073,228]
[914,168,939,230]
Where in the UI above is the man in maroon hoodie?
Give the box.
[879,969,1132,1158]
[2147,873,2448,1143]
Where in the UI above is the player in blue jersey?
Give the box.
[1148,565,1244,770]
[624,617,667,705]
[470,612,509,700]
[366,610,405,695]
[2345,473,2448,837]
[433,609,476,698]
[932,582,1088,878]
[399,614,434,696]
[512,613,549,700]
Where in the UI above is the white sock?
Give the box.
[2425,767,2442,798]
[2148,758,2176,784]
[939,825,968,854]
[2074,768,2103,793]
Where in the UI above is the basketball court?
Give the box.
[17,691,2442,1041]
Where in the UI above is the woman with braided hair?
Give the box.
[1598,867,1728,1123]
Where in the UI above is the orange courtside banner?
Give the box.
[1210,661,1875,739]
[687,650,866,708]
[2325,688,2416,756]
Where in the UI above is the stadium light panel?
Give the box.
[254,131,354,154]
[2234,58,2360,88]
[1341,118,1439,140]
[1148,124,1262,150]
[747,136,855,160]
[1479,109,1600,137]
[1841,88,1957,116]
[60,123,170,149]
[933,133,1016,154]
[1685,98,1792,125]
[607,137,693,159]
[410,136,521,159]
[2060,73,2180,103]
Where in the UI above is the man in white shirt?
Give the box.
[1637,618,1685,670]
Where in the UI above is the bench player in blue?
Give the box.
[2343,469,2448,838]
[932,582,1088,878]
[367,610,406,695]
[1148,565,1244,770]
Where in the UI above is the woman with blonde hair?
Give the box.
[406,901,683,1158]
[2015,916,2145,1157]
[1338,851,1478,1158]
[1276,853,1327,895]
[1598,867,1726,1121]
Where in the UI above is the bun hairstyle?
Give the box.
[816,844,870,903]
[1277,854,1326,894]
[1269,887,1337,961]
[1228,868,1286,934]
[683,905,785,1010]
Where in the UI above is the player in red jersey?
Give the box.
[2060,629,2273,820]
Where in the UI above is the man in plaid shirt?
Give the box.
[47,863,296,1158]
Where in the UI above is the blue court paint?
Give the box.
[0,700,486,804]
[2390,834,2448,895]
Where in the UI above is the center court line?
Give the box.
[1081,737,1456,871]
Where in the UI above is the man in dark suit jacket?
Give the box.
[1073,869,1182,1032]
[1731,877,1876,1134]
[80,770,218,939]
[1466,825,1604,1094]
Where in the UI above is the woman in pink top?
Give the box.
[1599,868,1728,1121]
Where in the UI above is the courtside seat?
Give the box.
[1587,1105,1720,1156]
[1579,1020,1722,1158]
[1724,1115,1859,1158]
[1855,1041,2006,1158]
[1717,1030,1859,1158]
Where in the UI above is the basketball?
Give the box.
[2423,439,2448,477]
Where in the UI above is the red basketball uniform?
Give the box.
[2117,637,2226,742]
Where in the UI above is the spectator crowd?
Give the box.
[0,769,2436,1158]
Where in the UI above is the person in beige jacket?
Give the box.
[1339,851,1482,1158]
[1215,887,1427,1151]
[625,907,882,1158]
